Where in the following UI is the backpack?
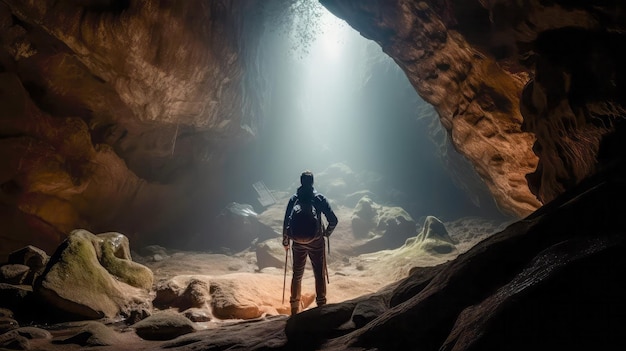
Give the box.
[287,197,321,244]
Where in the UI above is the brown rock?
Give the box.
[255,239,286,270]
[0,317,18,334]
[8,246,48,272]
[178,279,210,310]
[55,321,120,347]
[132,311,196,341]
[182,308,212,322]
[34,229,151,320]
[0,265,29,285]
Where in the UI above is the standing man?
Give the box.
[283,170,338,315]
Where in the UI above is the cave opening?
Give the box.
[225,1,508,223]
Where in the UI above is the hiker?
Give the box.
[283,170,338,315]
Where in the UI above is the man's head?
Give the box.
[300,170,314,187]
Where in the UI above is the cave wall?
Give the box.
[2,0,624,258]
[321,0,626,215]
[0,0,264,258]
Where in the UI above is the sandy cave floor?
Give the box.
[13,205,510,351]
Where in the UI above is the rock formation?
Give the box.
[34,229,152,320]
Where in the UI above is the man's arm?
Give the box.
[283,196,296,247]
[318,195,338,236]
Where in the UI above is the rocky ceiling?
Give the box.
[1,0,625,259]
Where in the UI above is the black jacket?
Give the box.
[283,186,338,245]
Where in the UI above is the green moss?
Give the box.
[100,241,153,290]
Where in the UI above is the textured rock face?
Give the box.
[321,0,542,217]
[34,229,152,320]
[1,0,625,265]
[321,0,626,212]
[0,0,263,257]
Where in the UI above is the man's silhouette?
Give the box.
[283,170,338,315]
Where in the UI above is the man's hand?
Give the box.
[283,238,290,250]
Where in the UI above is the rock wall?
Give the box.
[2,0,625,258]
[0,0,264,258]
[321,0,626,213]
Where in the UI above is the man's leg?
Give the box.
[308,237,327,306]
[290,243,307,314]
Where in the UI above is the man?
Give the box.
[283,170,338,315]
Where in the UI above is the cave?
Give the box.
[0,0,625,350]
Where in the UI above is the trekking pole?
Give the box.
[282,246,288,305]
[324,236,330,284]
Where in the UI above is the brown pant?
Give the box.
[290,236,326,310]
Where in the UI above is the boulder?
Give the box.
[34,229,151,320]
[132,311,196,341]
[0,308,13,318]
[0,265,30,285]
[352,198,417,253]
[314,163,360,202]
[0,317,18,334]
[96,232,132,260]
[0,284,31,311]
[209,273,295,319]
[153,278,185,309]
[7,246,49,284]
[182,308,212,322]
[178,279,210,310]
[210,278,261,320]
[55,321,120,347]
[376,206,417,247]
[153,275,211,310]
[0,327,51,350]
[211,203,277,252]
[255,239,286,270]
[8,246,48,273]
[98,234,154,290]
[351,196,378,238]
[409,216,456,255]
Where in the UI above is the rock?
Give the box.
[178,279,210,310]
[412,216,456,255]
[208,273,293,320]
[7,246,49,285]
[285,302,357,346]
[153,279,185,309]
[8,246,48,273]
[351,196,378,238]
[350,295,388,328]
[0,308,13,318]
[0,317,18,334]
[376,206,417,246]
[0,335,29,350]
[182,308,212,322]
[132,311,196,341]
[96,232,132,260]
[255,239,286,270]
[314,163,359,202]
[344,190,377,209]
[210,279,261,320]
[98,233,154,290]
[34,229,151,320]
[122,305,151,325]
[0,284,31,311]
[211,203,277,252]
[9,327,52,340]
[0,327,52,350]
[0,265,30,285]
[352,198,418,253]
[55,321,120,347]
